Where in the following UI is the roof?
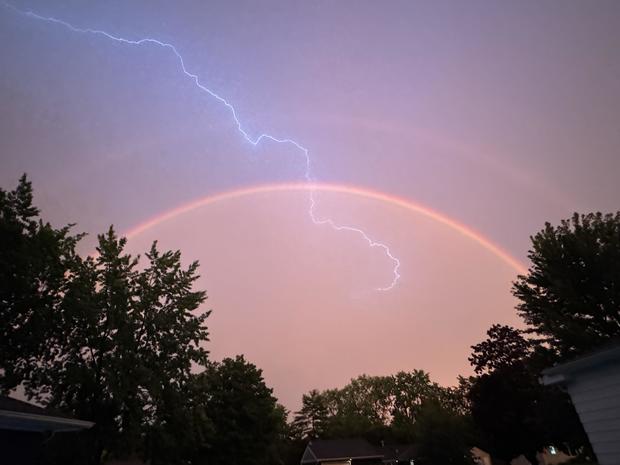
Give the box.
[541,344,620,386]
[0,396,94,432]
[303,438,383,463]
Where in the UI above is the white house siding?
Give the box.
[564,363,620,465]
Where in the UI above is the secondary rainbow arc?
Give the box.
[125,183,527,276]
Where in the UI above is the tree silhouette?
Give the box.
[1,176,210,464]
[513,212,620,359]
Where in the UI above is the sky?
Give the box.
[1,0,619,411]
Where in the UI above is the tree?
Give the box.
[468,213,620,461]
[513,212,620,360]
[0,176,211,464]
[292,370,462,443]
[435,376,473,417]
[189,355,287,465]
[291,389,332,439]
[469,325,532,375]
[391,370,442,436]
[413,400,475,465]
[467,325,589,463]
[0,175,81,392]
[331,374,395,439]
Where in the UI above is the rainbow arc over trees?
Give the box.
[125,183,527,276]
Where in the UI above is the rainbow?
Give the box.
[125,183,527,275]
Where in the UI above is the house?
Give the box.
[541,344,620,465]
[0,395,94,465]
[300,438,386,465]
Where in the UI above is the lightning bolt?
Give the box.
[3,2,401,291]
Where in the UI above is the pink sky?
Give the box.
[2,1,619,411]
[124,185,523,410]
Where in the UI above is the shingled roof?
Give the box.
[302,438,383,463]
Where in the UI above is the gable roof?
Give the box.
[302,438,383,463]
[0,396,94,432]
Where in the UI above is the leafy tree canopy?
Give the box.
[292,370,471,443]
[469,324,533,375]
[188,355,288,465]
[467,324,590,463]
[413,399,475,465]
[513,212,620,359]
[0,176,210,464]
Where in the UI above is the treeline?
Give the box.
[287,327,589,465]
[289,371,473,464]
[291,371,470,439]
[2,176,620,465]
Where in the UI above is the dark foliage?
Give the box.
[292,371,475,461]
[188,356,288,465]
[1,176,208,464]
[413,400,475,465]
[469,324,532,374]
[468,325,590,463]
[513,212,620,360]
